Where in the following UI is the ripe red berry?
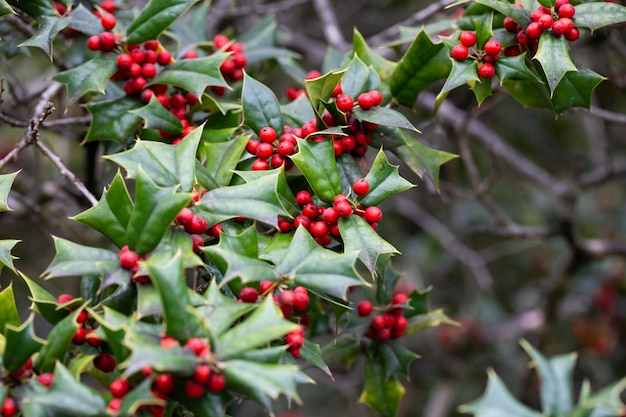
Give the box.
[57,293,74,304]
[119,249,139,269]
[564,27,580,41]
[353,178,370,196]
[309,221,329,237]
[369,90,383,106]
[2,397,17,417]
[371,315,385,330]
[558,3,575,18]
[185,215,208,234]
[259,126,277,143]
[110,378,131,398]
[322,207,339,224]
[335,201,353,217]
[302,203,319,219]
[450,44,469,61]
[193,365,211,384]
[141,63,157,79]
[117,53,132,70]
[295,191,312,206]
[277,141,295,156]
[394,315,408,331]
[483,39,502,56]
[107,398,121,412]
[459,31,477,47]
[294,214,311,230]
[260,280,274,294]
[478,63,495,79]
[232,52,247,68]
[251,159,269,171]
[87,35,101,51]
[207,372,226,392]
[73,327,86,345]
[392,293,408,305]
[377,327,392,341]
[559,18,575,32]
[154,373,175,394]
[100,13,116,30]
[526,22,543,39]
[101,0,116,13]
[176,207,194,225]
[517,30,530,46]
[157,50,172,66]
[293,290,310,310]
[552,20,567,35]
[357,92,375,110]
[538,14,554,30]
[99,32,116,52]
[357,300,373,316]
[364,206,382,223]
[86,329,104,347]
[555,0,569,10]
[38,372,54,387]
[503,17,518,33]
[76,309,89,324]
[93,353,116,373]
[256,142,274,159]
[239,287,259,303]
[279,290,295,306]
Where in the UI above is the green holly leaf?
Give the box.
[0,1,15,17]
[352,107,420,132]
[199,172,288,227]
[470,78,493,106]
[473,11,494,48]
[18,16,70,60]
[372,126,457,189]
[576,377,626,416]
[407,309,455,334]
[126,0,197,45]
[3,315,44,373]
[502,77,553,111]
[67,4,101,36]
[200,134,247,186]
[305,68,346,118]
[0,171,18,212]
[258,232,294,265]
[242,72,284,136]
[472,0,530,27]
[437,59,479,100]
[150,54,230,101]
[145,252,204,342]
[341,56,371,98]
[552,65,605,113]
[299,340,332,379]
[122,330,198,376]
[34,308,83,373]
[118,378,164,417]
[378,343,420,379]
[275,227,366,299]
[32,362,107,416]
[150,228,203,271]
[574,2,626,33]
[51,57,117,105]
[359,149,414,206]
[124,167,191,254]
[234,168,301,217]
[520,340,575,415]
[359,357,405,417]
[42,237,119,279]
[18,272,67,324]
[321,333,360,370]
[282,94,316,127]
[131,96,183,135]
[73,171,134,248]
[459,369,544,417]
[222,360,312,408]
[84,96,143,143]
[197,282,255,338]
[106,125,203,192]
[0,283,20,334]
[353,29,396,80]
[0,240,19,275]
[534,33,577,95]
[215,297,298,359]
[90,307,132,363]
[291,138,342,203]
[339,215,399,275]
[390,29,451,108]
[495,54,541,84]
[376,262,403,305]
[6,0,53,18]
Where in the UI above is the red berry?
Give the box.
[538,14,554,30]
[451,44,468,61]
[193,365,211,384]
[394,315,408,331]
[232,52,247,68]
[176,207,194,225]
[335,201,353,217]
[309,221,329,237]
[101,13,116,30]
[239,287,259,303]
[157,50,172,66]
[341,135,357,152]
[142,63,157,79]
[185,216,208,234]
[129,63,142,77]
[371,315,385,330]
[154,373,175,394]
[552,20,567,35]
[107,398,121,412]
[357,92,375,110]
[558,3,575,18]
[302,203,319,220]
[392,293,408,305]
[119,249,139,269]
[117,53,132,70]
[526,22,543,39]
[293,290,310,310]
[191,234,204,252]
[110,378,131,398]
[256,142,274,159]
[279,290,295,306]
[99,32,116,52]
[555,0,569,10]
[2,397,17,417]
[322,207,339,224]
[86,329,104,347]
[57,293,74,304]
[87,35,101,51]
[564,26,580,41]
[478,63,495,79]
[377,327,391,341]
[93,353,116,373]
[294,214,311,230]
[207,372,226,392]
[483,39,502,56]
[259,126,277,143]
[369,90,383,106]
[529,9,546,23]
[353,178,370,196]
[277,141,295,156]
[73,327,87,345]
[251,159,269,171]
[295,191,312,206]
[76,309,89,324]
[101,0,116,13]
[357,300,373,316]
[559,18,575,32]
[364,206,382,223]
[459,31,477,47]
[517,30,530,46]
[335,94,354,112]
[503,17,518,33]
[260,280,274,294]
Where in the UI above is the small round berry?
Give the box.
[517,30,530,46]
[86,329,104,347]
[309,221,329,237]
[295,191,312,206]
[100,13,116,30]
[157,50,172,66]
[357,92,375,110]
[555,0,569,10]
[251,159,269,171]
[369,90,383,106]
[392,293,408,305]
[132,76,147,91]
[232,52,247,68]
[538,14,554,30]
[117,53,132,70]
[87,35,101,51]
[93,353,116,373]
[259,126,277,143]
[293,290,310,310]
[277,141,295,156]
[154,373,175,394]
[213,34,230,49]
[279,290,295,306]
[119,249,139,269]
[393,316,408,331]
[239,287,259,303]
[551,20,567,35]
[184,50,198,59]
[207,372,226,393]
[107,398,121,413]
[101,0,116,13]
[141,63,157,79]
[2,397,17,417]
[451,44,469,61]
[110,378,131,398]
[564,26,580,42]
[185,380,205,398]
[256,142,274,159]
[377,327,392,341]
[559,18,575,32]
[270,154,284,168]
[176,207,194,225]
[357,300,373,316]
[526,22,543,39]
[364,206,383,223]
[99,32,116,52]
[477,63,495,79]
[355,130,372,145]
[57,293,74,304]
[322,207,339,224]
[38,373,54,387]
[341,135,356,152]
[193,365,211,384]
[73,327,87,344]
[185,215,208,234]
[529,9,546,23]
[335,201,353,217]
[129,63,142,77]
[371,315,385,330]
[302,203,319,219]
[558,3,575,18]
[353,178,370,196]
[503,17,518,33]
[483,39,502,56]
[459,31,477,47]
[76,309,89,324]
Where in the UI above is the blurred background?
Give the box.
[1,0,626,416]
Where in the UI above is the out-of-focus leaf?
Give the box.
[18,16,70,60]
[52,57,117,104]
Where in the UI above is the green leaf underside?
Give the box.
[52,57,117,104]
[534,34,577,95]
[378,343,420,379]
[574,2,626,32]
[390,29,451,107]
[3,315,44,372]
[126,0,197,45]
[6,0,53,18]
[352,107,420,132]
[18,16,70,60]
[359,357,405,417]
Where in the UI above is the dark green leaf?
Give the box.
[242,72,284,136]
[495,54,541,84]
[215,297,298,359]
[0,283,20,334]
[0,171,18,212]
[197,282,255,337]
[353,29,396,80]
[282,94,316,127]
[378,343,420,379]
[552,65,605,113]
[470,78,493,105]
[502,78,553,111]
[305,69,346,118]
[359,149,414,206]
[0,240,19,275]
[339,215,399,275]
[200,135,247,186]
[73,171,134,248]
[437,59,479,99]
[3,315,44,372]
[126,0,197,45]
[473,11,494,48]
[132,96,183,134]
[341,56,371,98]
[18,272,67,324]
[352,107,420,132]
[122,330,198,376]
[390,29,451,107]
[574,2,626,32]
[67,4,101,36]
[234,168,300,217]
[6,0,53,18]
[359,357,405,417]
[472,0,530,27]
[372,126,457,188]
[534,33,577,95]
[42,237,118,279]
[52,57,117,104]
[18,16,70,60]
[84,96,143,143]
[150,54,230,100]
[291,138,342,203]
[276,227,365,299]
[118,378,164,417]
[299,340,333,379]
[34,308,82,372]
[321,333,360,370]
[0,1,15,17]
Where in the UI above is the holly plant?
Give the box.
[0,0,626,417]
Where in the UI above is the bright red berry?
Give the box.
[57,293,74,304]
[141,63,157,79]
[251,159,269,171]
[2,397,17,417]
[73,327,87,345]
[538,14,554,30]
[371,315,385,330]
[564,27,580,41]
[526,22,543,39]
[335,201,353,217]
[392,293,409,305]
[279,290,295,306]
[239,287,259,303]
[358,300,373,316]
[99,32,116,52]
[309,221,329,237]
[87,35,101,51]
[154,373,175,394]
[176,207,194,225]
[558,3,575,18]
[117,53,132,70]
[185,215,208,234]
[119,249,139,269]
[157,50,172,66]
[207,372,226,392]
[451,44,469,61]
[110,378,131,398]
[369,90,383,106]
[193,365,211,384]
[295,191,312,206]
[364,206,382,223]
[100,13,116,30]
[459,31,477,47]
[552,20,567,35]
[503,17,518,33]
[478,63,495,79]
[259,126,277,143]
[277,141,295,156]
[93,353,116,373]
[357,92,375,110]
[256,142,274,159]
[483,39,502,56]
[353,178,370,196]
[293,290,310,310]
[101,0,116,13]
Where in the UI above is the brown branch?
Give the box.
[312,0,350,51]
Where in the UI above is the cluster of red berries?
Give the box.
[2,359,56,416]
[504,0,579,55]
[85,5,120,53]
[1,396,17,417]
[214,34,247,83]
[56,293,104,347]
[284,70,323,101]
[110,41,173,97]
[335,88,383,112]
[119,245,154,284]
[451,32,501,79]
[246,126,298,171]
[175,204,222,253]
[358,293,410,341]
[278,180,382,247]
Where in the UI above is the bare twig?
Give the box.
[43,115,91,127]
[579,160,626,188]
[312,0,350,51]
[587,105,626,124]
[224,0,308,17]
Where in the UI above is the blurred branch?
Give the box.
[312,0,350,51]
[226,0,308,16]
[587,105,626,124]
[205,0,233,38]
[580,160,626,188]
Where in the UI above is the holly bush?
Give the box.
[1,0,626,416]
